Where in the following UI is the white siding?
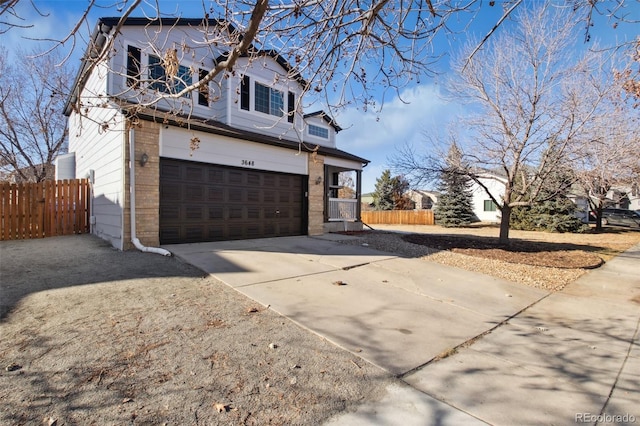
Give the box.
[160,126,308,175]
[55,153,76,180]
[323,156,363,171]
[210,74,228,123]
[303,115,336,148]
[471,176,505,223]
[69,63,126,249]
[227,57,303,140]
[108,28,227,121]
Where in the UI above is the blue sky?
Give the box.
[3,1,639,193]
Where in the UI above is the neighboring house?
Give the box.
[470,173,506,223]
[63,17,368,250]
[411,176,504,223]
[569,184,640,222]
[407,190,438,210]
[360,192,374,206]
[3,163,55,183]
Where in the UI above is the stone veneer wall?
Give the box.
[123,120,161,249]
[307,154,325,235]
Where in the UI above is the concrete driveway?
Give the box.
[165,234,547,377]
[166,234,640,425]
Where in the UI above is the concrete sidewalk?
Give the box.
[333,243,640,426]
[165,237,640,425]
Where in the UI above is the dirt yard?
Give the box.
[0,235,393,425]
[2,226,638,424]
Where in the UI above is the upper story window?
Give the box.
[308,124,329,139]
[198,69,209,106]
[240,75,295,122]
[148,54,192,96]
[255,82,283,117]
[126,45,212,107]
[126,46,141,88]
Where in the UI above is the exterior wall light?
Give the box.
[140,153,149,167]
[315,176,323,185]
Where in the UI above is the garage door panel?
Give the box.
[161,183,181,202]
[160,205,179,220]
[161,163,181,179]
[160,226,180,242]
[247,172,261,186]
[208,187,224,202]
[208,169,224,183]
[186,166,204,182]
[160,159,306,244]
[186,185,204,201]
[185,206,204,220]
[209,207,224,220]
[228,191,243,203]
[248,189,260,203]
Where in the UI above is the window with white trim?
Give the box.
[254,82,284,117]
[148,55,192,96]
[308,124,329,139]
[484,200,498,212]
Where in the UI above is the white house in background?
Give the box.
[62,17,368,250]
[470,173,506,223]
[412,175,505,223]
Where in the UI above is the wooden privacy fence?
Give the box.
[1,179,90,240]
[361,209,434,225]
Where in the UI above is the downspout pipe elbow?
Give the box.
[132,237,171,256]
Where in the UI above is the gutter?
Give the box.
[64,20,113,116]
[128,127,171,256]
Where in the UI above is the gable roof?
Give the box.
[303,111,342,132]
[215,49,308,88]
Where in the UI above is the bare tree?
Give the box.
[393,4,624,243]
[616,37,640,107]
[573,78,640,230]
[0,47,73,182]
[1,0,634,118]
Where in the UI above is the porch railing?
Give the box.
[328,198,358,221]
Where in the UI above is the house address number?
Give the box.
[241,160,255,166]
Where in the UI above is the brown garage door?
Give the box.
[159,159,307,244]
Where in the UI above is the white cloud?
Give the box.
[337,83,456,150]
[335,83,461,193]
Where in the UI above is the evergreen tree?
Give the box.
[372,170,397,210]
[510,166,587,233]
[372,170,413,210]
[434,144,475,227]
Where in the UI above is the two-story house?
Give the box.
[63,17,368,250]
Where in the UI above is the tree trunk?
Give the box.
[499,206,511,245]
[594,207,603,231]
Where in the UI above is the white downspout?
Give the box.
[129,127,171,256]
